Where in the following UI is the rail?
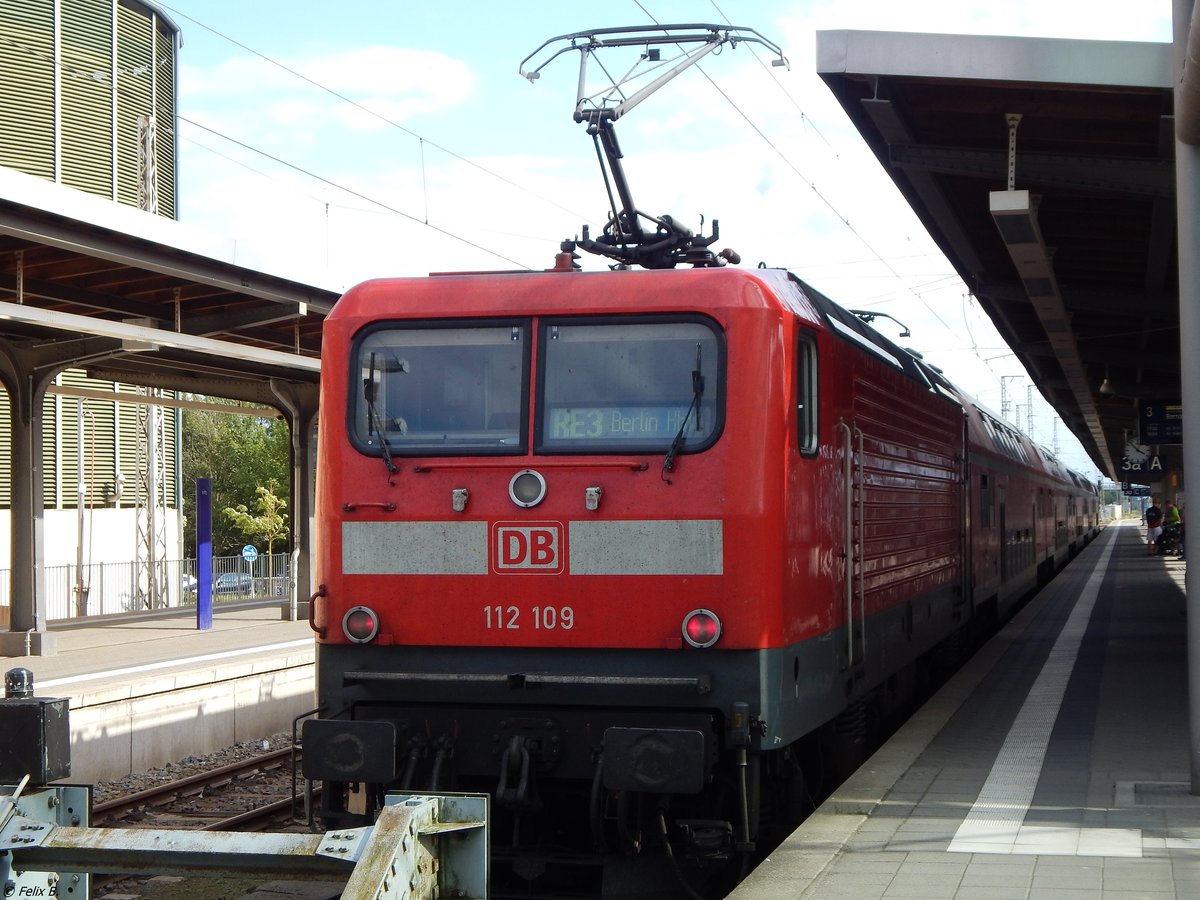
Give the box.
[92,747,295,826]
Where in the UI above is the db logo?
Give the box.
[492,522,565,574]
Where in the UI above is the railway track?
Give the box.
[92,746,309,831]
[91,747,326,897]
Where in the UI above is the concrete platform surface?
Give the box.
[732,521,1200,899]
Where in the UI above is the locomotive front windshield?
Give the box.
[349,316,722,458]
[353,323,528,455]
[537,319,721,453]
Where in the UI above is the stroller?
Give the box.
[1157,522,1185,557]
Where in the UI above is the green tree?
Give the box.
[181,403,290,555]
[222,480,290,555]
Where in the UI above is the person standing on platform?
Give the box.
[1163,500,1183,556]
[1165,500,1181,530]
[1145,499,1164,555]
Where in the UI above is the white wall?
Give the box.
[0,507,184,568]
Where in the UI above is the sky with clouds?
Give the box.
[155,0,1175,479]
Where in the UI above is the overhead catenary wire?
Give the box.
[705,0,839,155]
[169,0,1075,467]
[166,2,970,298]
[627,5,1094,473]
[5,1,544,268]
[631,2,1097,475]
[159,2,589,224]
[180,115,530,269]
[182,128,552,248]
[630,1,960,340]
[181,133,329,207]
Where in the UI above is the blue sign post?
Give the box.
[242,545,259,599]
[196,479,212,631]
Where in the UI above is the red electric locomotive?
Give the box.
[305,259,1098,894]
[302,25,1100,897]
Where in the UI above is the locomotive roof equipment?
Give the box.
[520,25,788,269]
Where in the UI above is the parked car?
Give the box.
[180,574,198,596]
[214,572,254,596]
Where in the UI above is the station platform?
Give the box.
[732,520,1200,899]
[0,603,315,784]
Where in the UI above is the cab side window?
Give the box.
[797,332,818,456]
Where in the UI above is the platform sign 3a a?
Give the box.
[1121,452,1166,477]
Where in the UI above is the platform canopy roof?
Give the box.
[817,30,1179,479]
[0,166,336,406]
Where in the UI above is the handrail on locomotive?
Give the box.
[519,25,788,269]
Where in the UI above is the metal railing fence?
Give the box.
[0,553,292,622]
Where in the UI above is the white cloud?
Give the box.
[179,55,292,97]
[297,46,473,97]
[180,45,473,133]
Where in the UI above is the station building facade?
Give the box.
[0,0,185,616]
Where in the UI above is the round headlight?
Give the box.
[682,609,721,648]
[343,606,379,643]
[509,469,547,508]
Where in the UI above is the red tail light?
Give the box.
[343,606,380,643]
[682,609,721,648]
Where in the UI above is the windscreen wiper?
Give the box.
[364,352,398,475]
[663,343,704,477]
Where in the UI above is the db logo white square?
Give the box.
[492,522,564,573]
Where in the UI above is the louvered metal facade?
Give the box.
[0,370,179,510]
[0,0,178,218]
[0,1,182,517]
